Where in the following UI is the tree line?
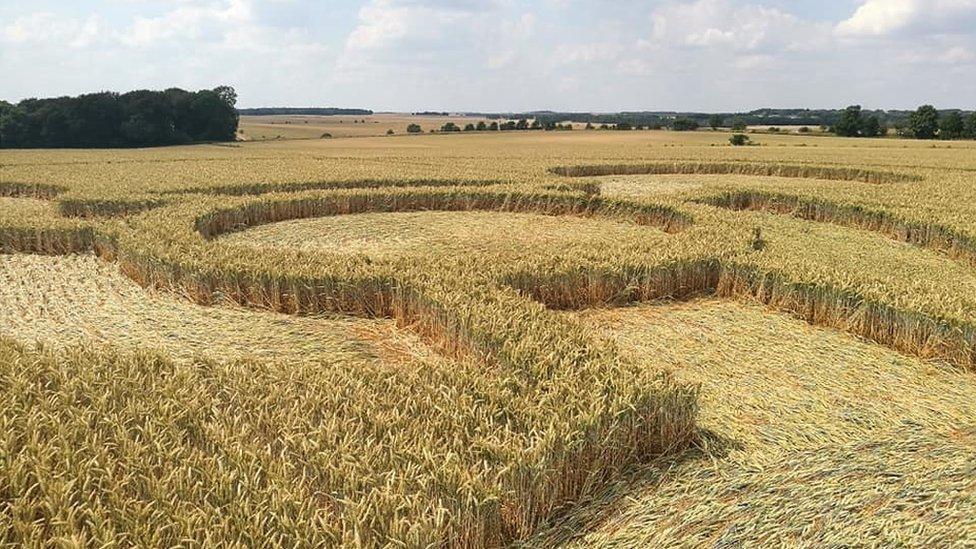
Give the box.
[0,86,239,148]
[832,105,976,140]
[409,118,697,134]
[472,107,975,139]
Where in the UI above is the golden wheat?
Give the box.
[2,130,976,545]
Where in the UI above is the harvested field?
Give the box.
[532,299,976,546]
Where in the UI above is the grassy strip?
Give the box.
[0,181,65,199]
[504,259,976,370]
[163,178,512,196]
[549,161,922,184]
[58,197,170,218]
[0,226,93,255]
[541,181,601,196]
[698,190,976,266]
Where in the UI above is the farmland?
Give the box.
[2,129,976,546]
[238,113,495,140]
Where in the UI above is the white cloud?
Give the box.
[120,0,252,47]
[554,42,621,64]
[337,0,532,77]
[345,1,411,51]
[837,0,976,37]
[2,12,106,49]
[647,0,824,53]
[941,45,975,63]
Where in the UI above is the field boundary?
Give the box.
[548,161,922,184]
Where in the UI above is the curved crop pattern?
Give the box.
[549,161,922,184]
[504,259,976,370]
[165,177,595,196]
[698,190,976,267]
[195,188,692,239]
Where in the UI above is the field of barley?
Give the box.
[2,129,976,546]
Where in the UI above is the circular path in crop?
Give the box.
[218,210,644,260]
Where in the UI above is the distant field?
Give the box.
[2,130,976,546]
[239,113,495,139]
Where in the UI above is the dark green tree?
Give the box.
[834,105,863,137]
[476,121,487,131]
[939,111,964,140]
[860,115,882,138]
[730,117,747,132]
[708,114,724,130]
[0,103,30,147]
[1,86,239,148]
[671,118,700,131]
[965,112,976,139]
[729,134,750,146]
[406,123,422,133]
[909,105,940,140]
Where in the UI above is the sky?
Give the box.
[1,0,974,111]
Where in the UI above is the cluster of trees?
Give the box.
[832,106,885,137]
[729,134,752,146]
[832,105,976,140]
[409,119,575,134]
[424,117,708,133]
[1,86,239,148]
[405,107,976,139]
[480,109,864,129]
[468,107,976,137]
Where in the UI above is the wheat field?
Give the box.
[2,130,976,546]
